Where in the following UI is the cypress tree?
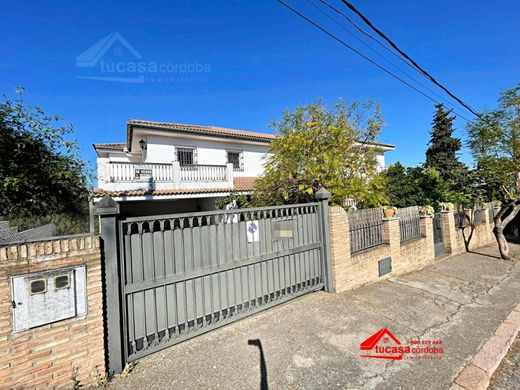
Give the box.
[425,103,467,190]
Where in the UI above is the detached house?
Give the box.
[93,120,395,216]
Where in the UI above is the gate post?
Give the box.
[315,188,335,293]
[94,196,123,376]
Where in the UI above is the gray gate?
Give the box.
[117,201,329,364]
[433,213,444,257]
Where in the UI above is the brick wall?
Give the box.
[0,235,105,389]
[328,205,495,293]
[440,208,496,256]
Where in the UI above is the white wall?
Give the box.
[376,152,385,172]
[144,135,270,177]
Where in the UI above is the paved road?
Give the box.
[108,244,520,390]
[489,333,520,389]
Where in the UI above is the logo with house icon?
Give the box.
[75,32,144,83]
[359,328,406,360]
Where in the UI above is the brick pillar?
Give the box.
[328,206,351,292]
[420,215,435,263]
[440,211,460,255]
[383,217,400,267]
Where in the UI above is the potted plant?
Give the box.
[418,205,435,217]
[382,206,397,218]
[439,202,455,212]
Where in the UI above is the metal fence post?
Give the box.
[94,196,123,376]
[315,188,335,293]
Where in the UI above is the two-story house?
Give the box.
[93,120,395,216]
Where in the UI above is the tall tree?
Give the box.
[0,89,90,232]
[425,104,469,191]
[252,99,387,207]
[467,84,520,260]
[382,162,448,210]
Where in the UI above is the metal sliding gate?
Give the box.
[118,203,326,362]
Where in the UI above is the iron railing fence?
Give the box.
[399,206,422,242]
[347,208,384,253]
[454,207,488,228]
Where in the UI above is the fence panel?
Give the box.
[399,206,421,242]
[347,208,383,253]
[119,203,324,362]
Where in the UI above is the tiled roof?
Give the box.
[234,176,257,190]
[93,143,126,150]
[94,177,258,198]
[127,119,276,144]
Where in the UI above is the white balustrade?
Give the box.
[107,162,228,183]
[179,164,227,182]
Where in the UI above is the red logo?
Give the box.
[360,328,445,360]
[359,328,404,360]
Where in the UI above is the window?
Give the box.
[29,279,47,295]
[227,151,243,171]
[176,147,195,166]
[54,274,71,290]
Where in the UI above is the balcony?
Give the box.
[97,161,234,191]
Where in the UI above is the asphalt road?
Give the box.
[108,244,520,390]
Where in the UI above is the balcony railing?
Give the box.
[109,162,174,182]
[104,162,231,188]
[180,164,227,182]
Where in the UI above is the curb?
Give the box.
[451,302,520,390]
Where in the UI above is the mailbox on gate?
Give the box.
[10,265,87,333]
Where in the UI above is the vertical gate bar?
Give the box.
[95,197,123,375]
[315,189,334,292]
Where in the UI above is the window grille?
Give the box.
[176,147,195,166]
[227,151,243,171]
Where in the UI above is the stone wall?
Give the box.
[0,235,105,389]
[329,207,496,293]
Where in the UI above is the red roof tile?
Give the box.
[93,177,257,198]
[93,143,126,150]
[127,119,276,144]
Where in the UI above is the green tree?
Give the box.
[467,84,520,260]
[252,99,387,207]
[425,103,469,192]
[382,162,448,210]
[0,89,90,232]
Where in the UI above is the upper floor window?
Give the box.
[177,147,196,166]
[227,151,243,171]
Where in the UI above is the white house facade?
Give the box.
[93,120,394,215]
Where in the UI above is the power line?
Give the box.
[275,0,471,121]
[306,0,472,120]
[339,0,481,118]
[317,0,433,82]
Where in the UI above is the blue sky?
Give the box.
[1,0,518,171]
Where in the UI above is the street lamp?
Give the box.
[139,139,146,150]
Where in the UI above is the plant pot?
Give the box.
[384,209,395,218]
